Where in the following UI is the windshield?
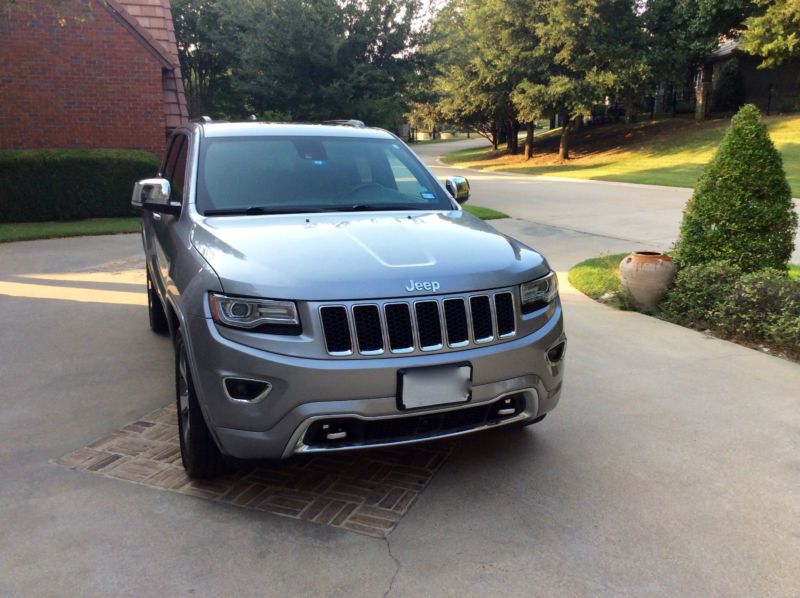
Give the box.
[196,136,453,215]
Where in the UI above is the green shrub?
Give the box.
[717,268,800,345]
[673,104,798,272]
[0,149,159,222]
[661,262,800,359]
[659,261,742,329]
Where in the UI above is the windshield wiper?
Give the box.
[331,204,422,212]
[203,206,322,216]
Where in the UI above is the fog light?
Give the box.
[322,423,348,441]
[223,377,272,403]
[547,342,566,364]
[488,393,524,420]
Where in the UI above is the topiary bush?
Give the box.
[0,149,159,222]
[673,104,798,273]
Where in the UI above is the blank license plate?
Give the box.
[398,364,472,410]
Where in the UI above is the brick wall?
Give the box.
[0,0,166,156]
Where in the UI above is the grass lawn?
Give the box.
[0,217,140,243]
[463,205,508,220]
[569,252,800,300]
[410,135,468,145]
[567,253,635,309]
[443,114,800,196]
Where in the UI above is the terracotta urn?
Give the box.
[618,251,676,310]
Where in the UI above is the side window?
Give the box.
[170,136,189,201]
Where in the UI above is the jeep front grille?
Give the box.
[318,289,517,357]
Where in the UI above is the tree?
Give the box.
[532,0,650,158]
[711,58,745,112]
[422,0,538,152]
[172,0,421,127]
[674,104,798,272]
[511,80,548,159]
[742,0,800,68]
[644,0,754,82]
[172,0,239,117]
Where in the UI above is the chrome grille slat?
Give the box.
[319,287,519,357]
[352,304,384,355]
[443,298,469,347]
[469,295,494,343]
[385,302,414,353]
[494,292,516,338]
[414,300,443,351]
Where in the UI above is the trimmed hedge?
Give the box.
[0,149,159,223]
[660,261,800,359]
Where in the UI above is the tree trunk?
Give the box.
[549,114,556,130]
[491,122,499,151]
[559,113,571,160]
[524,120,534,160]
[508,120,520,155]
[695,64,712,122]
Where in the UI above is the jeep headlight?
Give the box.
[520,272,558,314]
[209,293,300,332]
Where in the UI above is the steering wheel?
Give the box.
[344,182,386,198]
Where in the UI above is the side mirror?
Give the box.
[445,176,470,204]
[131,178,180,215]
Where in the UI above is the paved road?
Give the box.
[1,145,799,596]
[415,138,800,262]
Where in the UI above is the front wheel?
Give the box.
[175,331,226,479]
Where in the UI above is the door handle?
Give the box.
[153,212,162,221]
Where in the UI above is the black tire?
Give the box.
[147,268,169,335]
[175,331,226,479]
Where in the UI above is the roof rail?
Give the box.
[191,116,214,123]
[324,119,365,128]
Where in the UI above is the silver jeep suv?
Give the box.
[133,119,566,478]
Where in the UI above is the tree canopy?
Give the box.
[170,0,800,158]
[742,0,800,67]
[172,0,422,128]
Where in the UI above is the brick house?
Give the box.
[0,0,188,156]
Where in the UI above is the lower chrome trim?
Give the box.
[283,387,539,456]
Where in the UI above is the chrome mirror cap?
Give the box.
[445,176,470,204]
[132,178,180,215]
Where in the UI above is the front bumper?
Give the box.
[184,305,565,460]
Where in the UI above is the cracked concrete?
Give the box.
[382,537,402,598]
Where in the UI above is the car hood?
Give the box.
[190,210,549,301]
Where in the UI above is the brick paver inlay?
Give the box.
[56,406,454,537]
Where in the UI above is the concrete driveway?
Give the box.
[1,144,799,596]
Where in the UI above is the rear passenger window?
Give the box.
[161,137,180,180]
[171,136,189,200]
